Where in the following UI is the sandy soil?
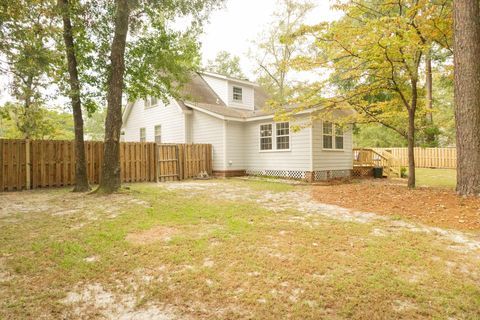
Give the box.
[163,179,480,254]
[312,179,480,231]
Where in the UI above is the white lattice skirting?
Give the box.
[245,169,351,182]
[245,170,306,180]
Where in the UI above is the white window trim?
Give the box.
[258,121,291,153]
[139,127,146,142]
[259,123,273,152]
[322,121,345,151]
[144,96,159,109]
[232,86,243,103]
[154,125,161,144]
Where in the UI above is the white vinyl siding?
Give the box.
[139,128,146,142]
[244,116,311,171]
[122,99,187,143]
[202,74,229,104]
[225,121,245,170]
[312,119,353,171]
[190,110,225,171]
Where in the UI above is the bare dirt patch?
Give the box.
[126,226,179,245]
[62,283,176,320]
[0,188,147,221]
[313,179,480,231]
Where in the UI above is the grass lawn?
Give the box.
[410,168,457,189]
[1,180,479,319]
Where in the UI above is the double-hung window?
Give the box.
[335,125,344,149]
[139,128,146,142]
[144,97,158,109]
[233,86,243,102]
[154,125,162,144]
[323,122,333,149]
[323,122,344,150]
[260,124,273,150]
[260,122,290,151]
[276,122,290,150]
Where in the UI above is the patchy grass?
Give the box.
[229,178,296,193]
[0,180,479,319]
[412,168,456,189]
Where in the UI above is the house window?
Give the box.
[335,125,344,149]
[260,124,273,150]
[233,86,243,102]
[276,122,290,150]
[144,97,158,109]
[323,122,333,149]
[323,122,344,150]
[140,128,146,142]
[154,125,161,144]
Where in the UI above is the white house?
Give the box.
[121,71,353,181]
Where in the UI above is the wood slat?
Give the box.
[0,139,212,191]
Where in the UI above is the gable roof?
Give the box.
[122,71,319,124]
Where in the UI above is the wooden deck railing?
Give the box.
[353,148,401,177]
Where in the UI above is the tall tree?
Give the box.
[58,0,90,192]
[0,0,58,139]
[0,103,75,139]
[97,0,130,193]
[285,0,452,188]
[205,51,245,78]
[453,0,480,195]
[97,0,224,193]
[251,0,315,101]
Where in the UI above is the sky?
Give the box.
[199,0,340,79]
[0,0,340,106]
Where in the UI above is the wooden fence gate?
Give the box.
[156,144,212,182]
[0,139,212,191]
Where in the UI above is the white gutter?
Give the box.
[184,102,321,122]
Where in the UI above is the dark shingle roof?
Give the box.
[176,72,274,119]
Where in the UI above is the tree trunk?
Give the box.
[425,51,433,123]
[22,75,33,139]
[454,0,480,195]
[59,0,90,192]
[407,107,416,189]
[97,0,130,193]
[407,77,418,189]
[424,51,436,146]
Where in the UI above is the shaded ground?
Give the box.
[1,179,479,319]
[313,179,480,231]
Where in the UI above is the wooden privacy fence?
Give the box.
[0,139,212,191]
[373,147,457,169]
[156,144,212,182]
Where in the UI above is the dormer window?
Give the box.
[144,96,158,109]
[233,86,243,102]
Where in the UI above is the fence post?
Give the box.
[154,143,159,183]
[25,139,31,190]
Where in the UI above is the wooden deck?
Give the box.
[353,148,401,178]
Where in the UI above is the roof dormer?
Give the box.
[200,71,256,111]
